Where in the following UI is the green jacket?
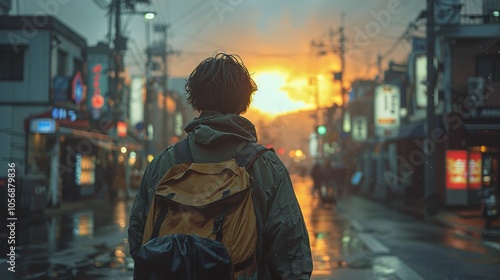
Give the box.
[128,111,313,280]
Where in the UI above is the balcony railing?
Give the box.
[457,14,500,25]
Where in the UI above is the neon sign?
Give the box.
[91,64,105,109]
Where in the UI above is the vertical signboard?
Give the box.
[446,150,468,190]
[129,76,144,129]
[351,115,367,142]
[446,150,484,205]
[72,71,86,105]
[446,150,483,190]
[414,54,439,110]
[86,53,109,120]
[469,152,482,189]
[374,84,401,138]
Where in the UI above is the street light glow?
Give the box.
[144,12,155,20]
[493,10,500,17]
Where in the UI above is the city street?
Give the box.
[2,174,500,279]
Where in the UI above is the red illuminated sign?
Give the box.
[117,121,127,138]
[92,64,104,109]
[446,150,467,190]
[446,150,483,190]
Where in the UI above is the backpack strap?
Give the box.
[235,142,274,169]
[173,138,194,164]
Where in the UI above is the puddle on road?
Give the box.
[16,243,134,279]
[294,177,371,276]
[0,199,135,279]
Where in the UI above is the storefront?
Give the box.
[446,117,500,206]
[24,109,130,206]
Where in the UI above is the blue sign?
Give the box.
[72,71,85,105]
[52,107,77,122]
[30,118,56,134]
[53,76,70,103]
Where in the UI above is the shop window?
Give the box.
[0,45,25,81]
[75,154,95,185]
[73,58,82,76]
[476,54,500,83]
[57,49,67,76]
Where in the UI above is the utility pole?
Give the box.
[158,24,170,147]
[425,0,437,218]
[338,13,347,157]
[339,12,346,109]
[144,23,175,156]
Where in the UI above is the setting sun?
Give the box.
[251,71,314,116]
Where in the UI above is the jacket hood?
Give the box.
[185,111,257,145]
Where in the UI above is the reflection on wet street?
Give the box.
[1,199,135,280]
[1,174,500,279]
[293,176,369,276]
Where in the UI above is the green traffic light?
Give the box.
[317,125,327,135]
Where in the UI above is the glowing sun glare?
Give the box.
[251,71,310,116]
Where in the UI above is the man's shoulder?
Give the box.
[145,145,176,177]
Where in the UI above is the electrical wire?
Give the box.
[170,0,210,30]
[92,0,109,10]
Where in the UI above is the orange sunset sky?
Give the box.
[15,0,448,118]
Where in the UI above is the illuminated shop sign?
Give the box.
[30,118,56,134]
[351,115,367,142]
[469,152,482,189]
[117,121,127,137]
[75,154,95,186]
[470,108,500,119]
[414,54,439,109]
[374,84,400,137]
[72,71,86,105]
[446,150,482,190]
[87,53,109,120]
[52,107,77,121]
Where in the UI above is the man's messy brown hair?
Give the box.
[185,52,257,114]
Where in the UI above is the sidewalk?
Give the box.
[353,191,500,238]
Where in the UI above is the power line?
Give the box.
[92,0,109,10]
[170,0,210,30]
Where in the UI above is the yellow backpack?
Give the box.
[135,139,271,280]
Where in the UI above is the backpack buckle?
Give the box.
[212,216,223,234]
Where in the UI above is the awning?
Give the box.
[25,110,143,151]
[24,110,90,132]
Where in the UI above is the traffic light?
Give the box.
[317,125,327,135]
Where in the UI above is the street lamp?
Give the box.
[144,12,155,20]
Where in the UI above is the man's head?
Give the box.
[185,52,257,114]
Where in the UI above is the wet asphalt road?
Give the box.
[1,174,500,279]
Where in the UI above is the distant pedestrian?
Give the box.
[311,160,323,197]
[128,52,312,279]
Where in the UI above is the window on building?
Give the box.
[477,54,500,83]
[57,49,67,76]
[73,58,82,76]
[0,45,25,81]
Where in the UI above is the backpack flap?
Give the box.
[157,159,251,207]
